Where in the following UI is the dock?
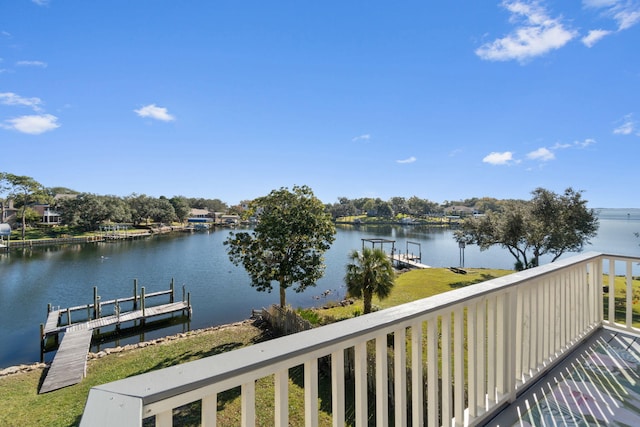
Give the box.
[391,253,431,269]
[39,280,191,393]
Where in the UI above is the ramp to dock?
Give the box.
[39,329,93,394]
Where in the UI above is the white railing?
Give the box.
[80,252,639,426]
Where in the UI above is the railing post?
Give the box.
[133,279,138,310]
[93,286,99,319]
[170,278,174,303]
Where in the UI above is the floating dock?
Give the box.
[39,280,191,393]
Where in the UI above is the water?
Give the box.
[1,212,639,368]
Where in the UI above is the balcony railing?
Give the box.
[80,252,639,426]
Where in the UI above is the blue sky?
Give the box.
[1,1,639,207]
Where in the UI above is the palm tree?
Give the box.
[345,247,395,314]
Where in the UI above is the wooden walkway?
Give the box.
[39,300,190,393]
[39,329,93,394]
[488,328,640,425]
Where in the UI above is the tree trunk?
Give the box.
[279,284,286,308]
[363,290,372,314]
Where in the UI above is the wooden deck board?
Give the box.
[43,310,61,335]
[39,329,93,394]
[488,328,640,426]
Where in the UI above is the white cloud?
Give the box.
[396,156,416,164]
[582,29,612,46]
[584,0,640,31]
[16,60,48,68]
[527,147,555,161]
[32,0,50,5]
[1,114,59,134]
[476,0,577,62]
[352,134,371,142]
[483,151,516,165]
[134,104,175,122]
[0,92,43,111]
[575,138,597,147]
[613,114,635,135]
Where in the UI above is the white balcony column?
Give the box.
[375,333,389,426]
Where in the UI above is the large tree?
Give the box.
[345,247,395,314]
[225,185,336,308]
[455,188,599,270]
[5,174,47,239]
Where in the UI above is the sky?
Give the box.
[1,1,639,208]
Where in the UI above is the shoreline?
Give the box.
[0,318,261,378]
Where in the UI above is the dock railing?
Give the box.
[81,252,640,426]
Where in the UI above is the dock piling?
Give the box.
[133,279,138,310]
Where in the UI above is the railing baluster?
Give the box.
[426,317,439,427]
[202,394,217,427]
[241,381,255,426]
[394,327,407,426]
[608,258,616,325]
[627,261,633,329]
[475,299,487,416]
[454,307,464,426]
[375,333,389,426]
[304,359,319,427]
[274,369,288,427]
[467,302,478,419]
[354,342,367,427]
[441,313,452,427]
[156,410,172,427]
[331,349,345,427]
[411,320,424,427]
[487,296,497,405]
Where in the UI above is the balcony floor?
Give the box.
[489,328,640,426]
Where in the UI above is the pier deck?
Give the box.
[391,253,431,269]
[39,284,191,393]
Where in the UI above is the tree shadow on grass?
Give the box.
[449,273,500,289]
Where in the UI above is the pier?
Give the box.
[362,238,431,269]
[39,280,191,393]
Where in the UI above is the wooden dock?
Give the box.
[391,253,431,269]
[39,281,191,393]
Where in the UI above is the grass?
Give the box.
[0,323,274,427]
[318,267,513,322]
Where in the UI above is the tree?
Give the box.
[5,174,47,239]
[455,188,599,270]
[345,247,395,314]
[169,196,191,223]
[225,185,336,308]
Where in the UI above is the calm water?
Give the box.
[1,211,639,368]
